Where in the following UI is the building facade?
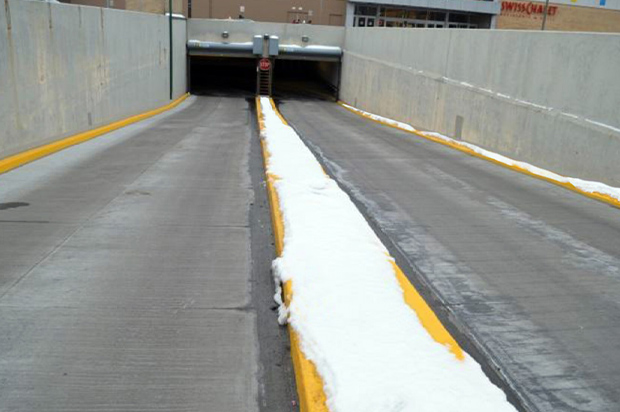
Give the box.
[496,0,620,31]
[348,0,620,31]
[59,0,620,32]
[348,1,498,29]
[184,0,347,25]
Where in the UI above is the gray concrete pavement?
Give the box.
[279,99,620,412]
[0,96,295,411]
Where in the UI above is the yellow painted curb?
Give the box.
[0,93,190,176]
[256,97,467,411]
[392,261,464,360]
[257,97,330,412]
[338,101,620,210]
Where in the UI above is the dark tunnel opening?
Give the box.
[189,56,340,100]
[272,59,339,100]
[189,57,257,97]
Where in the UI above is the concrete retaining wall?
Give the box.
[0,0,187,159]
[340,28,620,186]
[316,61,340,93]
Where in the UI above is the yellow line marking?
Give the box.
[269,98,290,126]
[257,96,468,411]
[256,97,330,412]
[0,93,190,176]
[338,101,620,210]
[392,262,463,360]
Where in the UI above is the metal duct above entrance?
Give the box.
[187,39,342,62]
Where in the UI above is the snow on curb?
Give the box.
[340,103,620,207]
[258,97,517,412]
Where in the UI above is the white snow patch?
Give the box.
[341,103,620,203]
[341,103,417,134]
[165,13,187,19]
[585,118,620,134]
[563,112,581,120]
[259,97,518,412]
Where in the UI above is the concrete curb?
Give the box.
[338,101,620,210]
[256,97,472,411]
[0,93,190,176]
[256,96,330,412]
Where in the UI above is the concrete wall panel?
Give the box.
[188,19,345,47]
[340,28,620,186]
[0,1,187,159]
[173,17,188,98]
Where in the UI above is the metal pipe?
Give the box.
[278,45,342,59]
[169,0,173,100]
[187,41,255,54]
[541,0,550,30]
[187,41,342,61]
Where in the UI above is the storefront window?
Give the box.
[405,10,427,20]
[428,12,446,21]
[354,6,378,16]
[449,13,469,23]
[380,8,402,18]
[353,4,484,29]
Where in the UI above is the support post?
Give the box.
[541,0,550,30]
[169,0,173,100]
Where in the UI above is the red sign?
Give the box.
[501,1,558,16]
[259,58,271,71]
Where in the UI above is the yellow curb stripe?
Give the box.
[269,98,290,126]
[0,93,190,176]
[392,261,464,360]
[256,97,330,412]
[338,101,620,210]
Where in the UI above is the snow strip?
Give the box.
[258,97,517,412]
[340,103,620,205]
[165,13,187,19]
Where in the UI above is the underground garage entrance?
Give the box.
[187,38,341,99]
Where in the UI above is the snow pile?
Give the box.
[259,97,517,412]
[165,13,187,19]
[341,103,620,203]
[341,102,417,134]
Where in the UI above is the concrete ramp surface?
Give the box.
[0,96,294,411]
